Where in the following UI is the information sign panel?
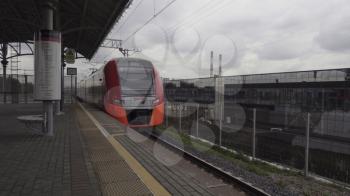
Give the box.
[34,30,61,100]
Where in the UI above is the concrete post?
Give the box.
[305,113,310,177]
[252,108,256,160]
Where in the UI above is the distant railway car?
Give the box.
[78,58,164,127]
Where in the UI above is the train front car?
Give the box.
[104,58,164,127]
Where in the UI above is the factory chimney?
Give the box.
[219,54,222,76]
[210,51,214,77]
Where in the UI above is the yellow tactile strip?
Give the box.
[76,103,171,196]
[75,105,153,196]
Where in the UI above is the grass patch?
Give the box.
[154,126,299,177]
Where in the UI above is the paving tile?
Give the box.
[0,104,101,196]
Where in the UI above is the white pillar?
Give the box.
[41,0,57,136]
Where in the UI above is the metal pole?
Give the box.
[196,103,199,137]
[165,102,168,127]
[219,97,223,147]
[284,105,288,130]
[60,63,65,110]
[321,88,325,134]
[2,64,7,104]
[75,75,77,101]
[179,104,182,132]
[305,113,310,177]
[24,75,28,104]
[252,108,256,160]
[70,75,73,103]
[210,51,214,77]
[42,1,56,137]
[219,54,222,76]
[1,44,8,104]
[55,100,60,114]
[219,76,224,147]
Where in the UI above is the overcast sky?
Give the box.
[12,0,350,79]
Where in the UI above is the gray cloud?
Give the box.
[316,15,350,52]
[257,37,311,60]
[12,0,350,79]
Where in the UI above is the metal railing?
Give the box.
[0,74,77,104]
[163,74,350,184]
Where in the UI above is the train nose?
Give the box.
[126,109,152,125]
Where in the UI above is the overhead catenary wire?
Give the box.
[99,0,230,62]
[94,0,145,64]
[166,0,234,36]
[165,0,218,33]
[123,0,177,42]
[114,0,145,35]
[98,0,177,62]
[182,0,234,28]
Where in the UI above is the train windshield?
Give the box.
[118,60,155,96]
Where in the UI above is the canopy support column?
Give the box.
[41,0,58,136]
[1,44,8,104]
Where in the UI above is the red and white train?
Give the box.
[78,58,164,127]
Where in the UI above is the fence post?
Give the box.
[321,88,325,134]
[70,75,73,103]
[75,75,77,98]
[305,112,310,177]
[24,75,28,104]
[219,99,223,147]
[179,104,182,132]
[165,102,168,128]
[284,105,288,130]
[252,108,256,160]
[196,103,199,137]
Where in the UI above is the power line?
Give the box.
[98,0,176,61]
[123,0,177,42]
[167,0,234,35]
[182,1,234,29]
[165,0,216,32]
[114,0,145,35]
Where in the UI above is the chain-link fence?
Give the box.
[163,68,350,184]
[0,74,77,104]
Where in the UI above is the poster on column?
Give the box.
[34,30,61,100]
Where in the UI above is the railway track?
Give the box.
[139,128,270,196]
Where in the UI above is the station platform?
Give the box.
[0,103,238,196]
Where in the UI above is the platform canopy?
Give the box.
[0,0,131,59]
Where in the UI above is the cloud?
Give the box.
[315,15,350,52]
[256,36,311,60]
[11,0,350,80]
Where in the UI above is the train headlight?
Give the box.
[153,98,160,105]
[113,99,123,105]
